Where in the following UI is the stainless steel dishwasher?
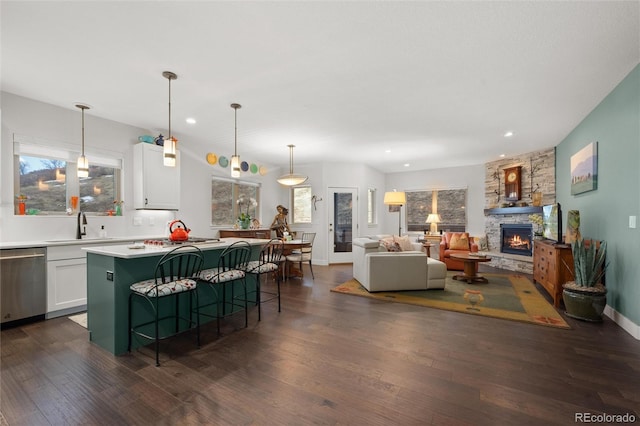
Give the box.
[1,247,47,328]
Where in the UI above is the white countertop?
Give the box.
[83,237,270,259]
[0,236,156,250]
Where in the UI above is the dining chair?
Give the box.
[285,232,316,279]
[242,238,284,320]
[196,240,251,336]
[128,245,204,366]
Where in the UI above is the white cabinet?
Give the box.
[46,245,88,317]
[133,143,180,210]
[46,241,126,318]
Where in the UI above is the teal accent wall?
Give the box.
[556,64,640,326]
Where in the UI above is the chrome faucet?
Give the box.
[76,212,87,239]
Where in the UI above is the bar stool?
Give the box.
[196,241,251,336]
[128,245,204,367]
[242,238,284,320]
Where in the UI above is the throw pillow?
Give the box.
[380,238,402,252]
[395,235,414,251]
[449,234,470,250]
[474,235,488,251]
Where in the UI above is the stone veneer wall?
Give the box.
[482,147,556,273]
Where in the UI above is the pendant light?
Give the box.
[277,144,308,186]
[76,104,90,178]
[230,103,242,178]
[162,71,178,167]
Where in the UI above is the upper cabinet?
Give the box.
[133,143,180,210]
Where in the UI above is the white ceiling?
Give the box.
[2,1,638,173]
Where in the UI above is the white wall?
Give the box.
[0,92,284,243]
[385,164,486,237]
[1,92,175,242]
[1,92,486,254]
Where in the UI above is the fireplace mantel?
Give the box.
[484,206,543,215]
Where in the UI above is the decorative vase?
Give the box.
[562,283,607,322]
[532,192,542,206]
[239,218,251,229]
[565,210,581,244]
[18,202,26,215]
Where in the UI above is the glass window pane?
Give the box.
[237,184,258,220]
[292,186,312,224]
[18,155,67,213]
[211,178,261,226]
[406,189,467,233]
[367,188,376,225]
[80,165,119,213]
[211,179,234,225]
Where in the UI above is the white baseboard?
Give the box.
[604,305,640,340]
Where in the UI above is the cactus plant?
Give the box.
[571,239,607,288]
[563,239,608,321]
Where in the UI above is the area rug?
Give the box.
[68,312,87,329]
[331,273,570,329]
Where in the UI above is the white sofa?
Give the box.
[352,236,447,292]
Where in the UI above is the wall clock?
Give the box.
[504,166,522,201]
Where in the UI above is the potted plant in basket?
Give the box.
[562,239,608,322]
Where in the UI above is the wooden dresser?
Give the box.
[532,239,574,307]
[219,229,272,239]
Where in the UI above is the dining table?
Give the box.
[282,239,312,278]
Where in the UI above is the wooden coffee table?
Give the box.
[450,253,491,283]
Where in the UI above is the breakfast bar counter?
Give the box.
[84,238,268,355]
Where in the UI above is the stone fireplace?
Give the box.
[500,224,533,256]
[482,147,556,273]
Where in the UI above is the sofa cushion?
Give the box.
[395,235,415,251]
[449,234,470,250]
[473,235,489,251]
[380,238,402,252]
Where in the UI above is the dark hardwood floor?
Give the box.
[2,264,639,425]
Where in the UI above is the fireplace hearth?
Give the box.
[500,224,533,256]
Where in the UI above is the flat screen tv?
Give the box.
[542,203,562,243]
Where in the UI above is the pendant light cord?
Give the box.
[289,144,294,174]
[234,106,237,156]
[81,108,85,155]
[168,77,172,141]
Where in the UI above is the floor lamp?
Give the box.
[384,191,406,236]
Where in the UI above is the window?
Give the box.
[211,177,260,226]
[367,188,376,225]
[14,138,122,215]
[405,188,467,233]
[17,155,67,213]
[291,186,312,224]
[79,164,121,214]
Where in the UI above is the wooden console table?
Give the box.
[219,229,272,239]
[532,239,574,307]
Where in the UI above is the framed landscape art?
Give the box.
[570,142,598,195]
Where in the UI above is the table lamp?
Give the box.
[384,190,406,236]
[426,213,442,235]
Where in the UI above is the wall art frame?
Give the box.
[570,141,598,195]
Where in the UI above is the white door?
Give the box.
[328,187,358,264]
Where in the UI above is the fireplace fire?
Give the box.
[500,224,533,256]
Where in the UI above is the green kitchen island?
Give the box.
[84,238,267,355]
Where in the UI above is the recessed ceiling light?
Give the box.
[500,154,506,158]
[404,163,410,167]
[504,131,514,137]
[385,149,391,153]
[186,118,196,124]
